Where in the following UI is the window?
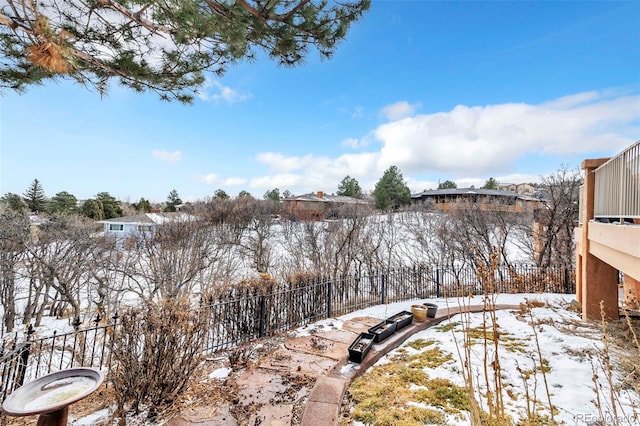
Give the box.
[137,225,153,232]
[109,224,124,231]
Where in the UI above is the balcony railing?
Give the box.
[594,140,640,221]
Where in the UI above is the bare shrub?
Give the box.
[589,303,640,425]
[110,298,209,419]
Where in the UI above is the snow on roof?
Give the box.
[97,212,196,225]
[412,188,539,201]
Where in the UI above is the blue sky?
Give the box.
[1,1,639,203]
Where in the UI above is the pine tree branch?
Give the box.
[236,0,265,21]
[96,0,173,36]
[278,0,312,22]
[0,13,18,29]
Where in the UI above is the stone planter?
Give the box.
[368,320,397,343]
[348,332,375,363]
[423,302,438,318]
[411,304,427,321]
[387,311,414,329]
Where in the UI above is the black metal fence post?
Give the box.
[16,343,30,389]
[258,295,267,338]
[16,324,35,390]
[327,281,333,318]
[381,271,386,305]
[436,268,441,298]
[564,267,571,294]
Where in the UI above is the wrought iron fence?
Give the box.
[0,314,117,401]
[200,264,574,352]
[1,263,574,401]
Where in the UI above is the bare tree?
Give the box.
[443,200,533,271]
[85,236,127,320]
[0,208,30,332]
[399,210,457,272]
[278,204,376,280]
[324,204,373,278]
[21,242,53,328]
[235,200,280,274]
[25,215,99,323]
[280,219,328,275]
[121,219,219,301]
[190,197,282,281]
[534,166,582,268]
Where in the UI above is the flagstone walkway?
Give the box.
[167,303,520,426]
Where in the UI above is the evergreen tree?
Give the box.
[81,199,104,220]
[0,0,370,102]
[165,189,183,212]
[237,190,253,199]
[437,180,457,189]
[282,190,293,199]
[214,189,229,199]
[22,179,47,213]
[0,193,28,212]
[337,175,362,198]
[264,188,281,202]
[48,191,78,214]
[132,198,152,213]
[95,192,122,219]
[482,177,499,190]
[373,166,411,210]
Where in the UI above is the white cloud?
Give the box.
[352,105,364,118]
[494,173,544,185]
[341,137,361,149]
[379,101,421,121]
[152,150,182,162]
[453,178,485,189]
[205,90,639,196]
[196,173,219,184]
[251,151,381,193]
[249,173,307,190]
[255,151,379,178]
[405,177,440,193]
[195,173,247,186]
[255,152,311,173]
[196,78,251,104]
[375,91,639,174]
[224,177,248,186]
[409,173,543,192]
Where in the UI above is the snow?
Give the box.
[71,407,114,425]
[293,318,346,337]
[208,367,232,380]
[2,212,636,423]
[6,291,639,424]
[344,293,639,425]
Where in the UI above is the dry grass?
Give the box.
[341,342,468,426]
[339,304,640,426]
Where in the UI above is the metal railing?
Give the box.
[578,184,585,226]
[199,264,573,352]
[0,315,117,401]
[594,140,640,221]
[1,264,574,401]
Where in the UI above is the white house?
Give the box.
[98,212,196,239]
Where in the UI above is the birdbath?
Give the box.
[2,367,104,426]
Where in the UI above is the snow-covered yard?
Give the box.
[2,293,638,425]
[338,293,639,425]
